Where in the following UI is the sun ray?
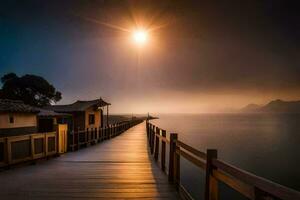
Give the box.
[81,16,131,33]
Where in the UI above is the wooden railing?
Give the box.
[0,131,57,168]
[146,121,300,200]
[69,119,143,151]
[0,119,143,168]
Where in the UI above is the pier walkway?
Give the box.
[0,122,179,200]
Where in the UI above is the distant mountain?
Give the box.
[240,104,262,112]
[241,99,300,113]
[260,99,300,113]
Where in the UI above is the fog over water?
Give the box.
[152,113,300,199]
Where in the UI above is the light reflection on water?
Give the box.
[152,113,300,199]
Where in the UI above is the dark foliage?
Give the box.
[0,73,62,107]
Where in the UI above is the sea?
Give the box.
[151,113,300,199]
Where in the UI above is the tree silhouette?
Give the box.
[0,73,62,107]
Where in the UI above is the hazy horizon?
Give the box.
[1,1,300,114]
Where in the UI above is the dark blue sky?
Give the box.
[1,0,300,113]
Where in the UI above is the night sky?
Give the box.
[1,0,300,113]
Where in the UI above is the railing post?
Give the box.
[95,128,98,143]
[102,127,105,140]
[107,126,109,139]
[110,125,112,138]
[77,127,80,150]
[100,128,103,141]
[147,121,150,138]
[154,127,160,161]
[90,128,93,143]
[146,121,149,139]
[205,149,218,200]
[149,124,152,149]
[92,128,95,141]
[107,127,109,139]
[113,124,116,137]
[168,133,177,182]
[116,124,119,135]
[174,142,180,190]
[107,126,110,139]
[71,131,75,151]
[85,128,88,145]
[150,125,155,154]
[148,124,152,145]
[161,129,166,172]
[112,125,114,137]
[110,126,111,138]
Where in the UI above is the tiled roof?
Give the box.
[37,108,71,117]
[44,98,110,113]
[0,99,40,113]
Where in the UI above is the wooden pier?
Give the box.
[0,122,179,200]
[1,120,300,200]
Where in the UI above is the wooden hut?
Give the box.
[44,98,110,131]
[0,99,40,137]
[0,99,70,165]
[0,99,70,137]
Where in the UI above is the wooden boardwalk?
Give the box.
[0,122,179,200]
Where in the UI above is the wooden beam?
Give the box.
[177,140,206,160]
[212,169,254,199]
[205,149,218,200]
[168,133,178,183]
[176,148,206,170]
[154,127,159,161]
[161,129,166,172]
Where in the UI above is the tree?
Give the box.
[0,73,62,107]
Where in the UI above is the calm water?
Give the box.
[152,113,300,199]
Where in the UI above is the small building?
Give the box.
[0,99,70,137]
[0,99,71,165]
[0,99,40,136]
[44,98,110,131]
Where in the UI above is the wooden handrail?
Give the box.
[0,131,57,167]
[71,119,143,151]
[0,119,143,168]
[177,140,206,160]
[176,148,206,170]
[146,121,300,200]
[212,169,253,199]
[212,159,300,200]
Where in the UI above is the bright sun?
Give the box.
[132,29,148,46]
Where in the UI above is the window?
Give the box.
[9,115,14,123]
[88,114,95,125]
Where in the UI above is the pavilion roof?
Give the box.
[0,99,40,113]
[44,98,110,113]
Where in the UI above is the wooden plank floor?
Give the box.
[0,122,180,200]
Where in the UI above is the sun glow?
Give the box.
[132,29,148,46]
